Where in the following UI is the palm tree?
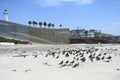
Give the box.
[35,22,37,27]
[51,24,54,28]
[59,24,62,28]
[43,22,47,28]
[33,21,37,27]
[28,21,32,26]
[32,21,36,27]
[39,22,42,28]
[48,23,52,28]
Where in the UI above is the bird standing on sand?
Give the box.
[80,57,86,62]
[72,63,79,68]
[56,55,60,59]
[34,55,38,58]
[59,60,64,65]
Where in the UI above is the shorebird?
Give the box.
[59,60,64,65]
[45,54,49,57]
[96,56,100,61]
[34,55,38,58]
[51,52,56,57]
[106,55,112,60]
[80,53,84,57]
[72,63,79,68]
[104,60,110,63]
[117,69,120,71]
[89,55,94,62]
[101,56,105,60]
[95,48,99,51]
[76,57,79,61]
[80,57,86,62]
[65,53,69,57]
[65,60,69,64]
[70,60,75,64]
[104,53,107,55]
[56,55,60,59]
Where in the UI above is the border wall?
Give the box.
[28,27,70,44]
[0,20,29,41]
[0,20,70,44]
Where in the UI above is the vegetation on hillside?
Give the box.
[0,36,29,44]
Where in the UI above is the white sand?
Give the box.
[0,44,120,80]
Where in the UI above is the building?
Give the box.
[70,29,101,38]
[87,29,101,38]
[70,29,86,38]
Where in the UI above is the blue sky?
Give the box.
[0,0,120,35]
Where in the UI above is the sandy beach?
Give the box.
[0,44,120,80]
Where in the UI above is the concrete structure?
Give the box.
[0,20,70,44]
[4,10,8,21]
[28,27,70,44]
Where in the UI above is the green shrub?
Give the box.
[0,36,29,44]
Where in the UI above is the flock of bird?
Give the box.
[8,45,118,68]
[44,47,117,68]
